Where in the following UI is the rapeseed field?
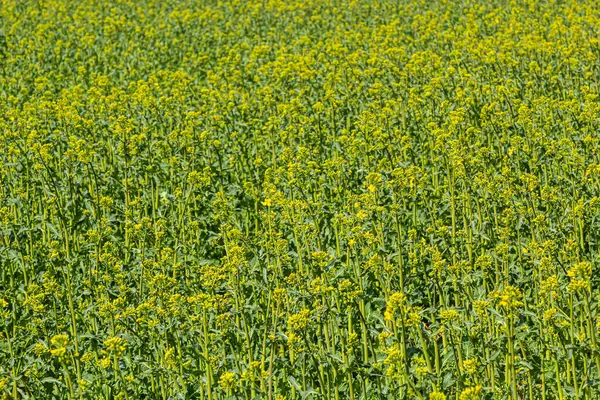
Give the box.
[1,0,600,399]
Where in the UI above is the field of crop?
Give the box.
[2,0,600,399]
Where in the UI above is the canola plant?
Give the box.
[1,0,600,399]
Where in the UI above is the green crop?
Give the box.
[1,0,600,399]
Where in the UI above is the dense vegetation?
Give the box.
[2,0,600,399]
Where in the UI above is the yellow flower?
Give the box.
[439,309,460,323]
[491,286,523,312]
[430,392,447,400]
[567,262,592,292]
[218,371,237,390]
[459,385,482,400]
[104,336,127,357]
[50,334,69,359]
[385,292,420,326]
[50,347,67,358]
[464,358,478,375]
[98,357,112,369]
[288,309,311,331]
